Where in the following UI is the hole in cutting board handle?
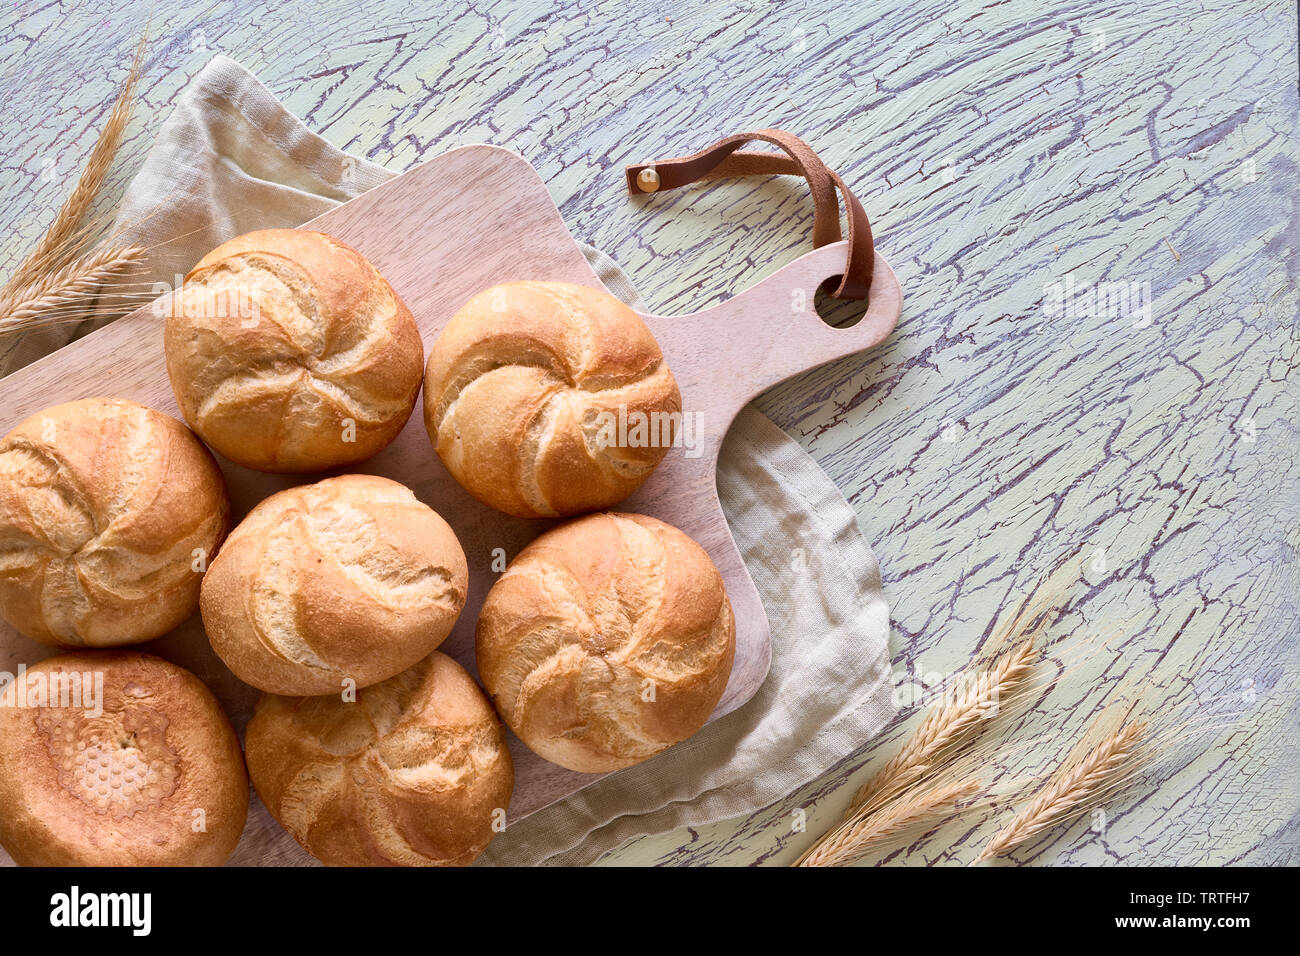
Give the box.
[814,274,869,329]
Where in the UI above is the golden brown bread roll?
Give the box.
[246,651,513,866]
[200,474,468,696]
[0,651,248,866]
[0,398,230,647]
[164,228,423,473]
[477,512,735,773]
[423,281,681,518]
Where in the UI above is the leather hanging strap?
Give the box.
[625,129,874,300]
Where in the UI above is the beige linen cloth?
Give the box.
[2,56,895,866]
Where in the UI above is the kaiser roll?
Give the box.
[0,398,230,648]
[164,228,423,473]
[246,651,513,866]
[477,512,735,773]
[422,281,681,518]
[200,474,468,696]
[0,651,248,866]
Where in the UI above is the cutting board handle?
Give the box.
[643,240,902,410]
[627,129,900,406]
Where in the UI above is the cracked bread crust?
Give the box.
[246,651,513,867]
[164,229,423,473]
[199,474,468,696]
[422,281,681,518]
[0,651,248,866]
[476,512,735,774]
[0,398,231,647]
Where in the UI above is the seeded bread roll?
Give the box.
[199,474,468,696]
[0,398,230,648]
[164,228,423,473]
[476,512,735,773]
[246,651,513,867]
[422,281,681,518]
[0,652,248,866]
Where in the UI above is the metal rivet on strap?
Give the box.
[636,167,660,193]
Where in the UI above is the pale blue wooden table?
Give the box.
[0,0,1295,865]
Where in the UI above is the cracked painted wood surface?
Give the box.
[0,0,1294,866]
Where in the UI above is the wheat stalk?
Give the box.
[796,776,981,867]
[2,35,145,295]
[0,245,144,333]
[846,569,1073,817]
[975,720,1148,863]
[788,568,1078,868]
[790,614,1042,868]
[852,635,1040,814]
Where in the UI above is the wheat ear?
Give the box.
[975,720,1148,863]
[0,246,144,333]
[795,777,981,867]
[790,636,1039,868]
[2,36,145,294]
[853,636,1039,813]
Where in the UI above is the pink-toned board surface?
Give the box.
[0,145,900,862]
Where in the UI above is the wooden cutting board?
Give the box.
[0,144,901,863]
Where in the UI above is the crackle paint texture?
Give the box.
[0,1,1294,865]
